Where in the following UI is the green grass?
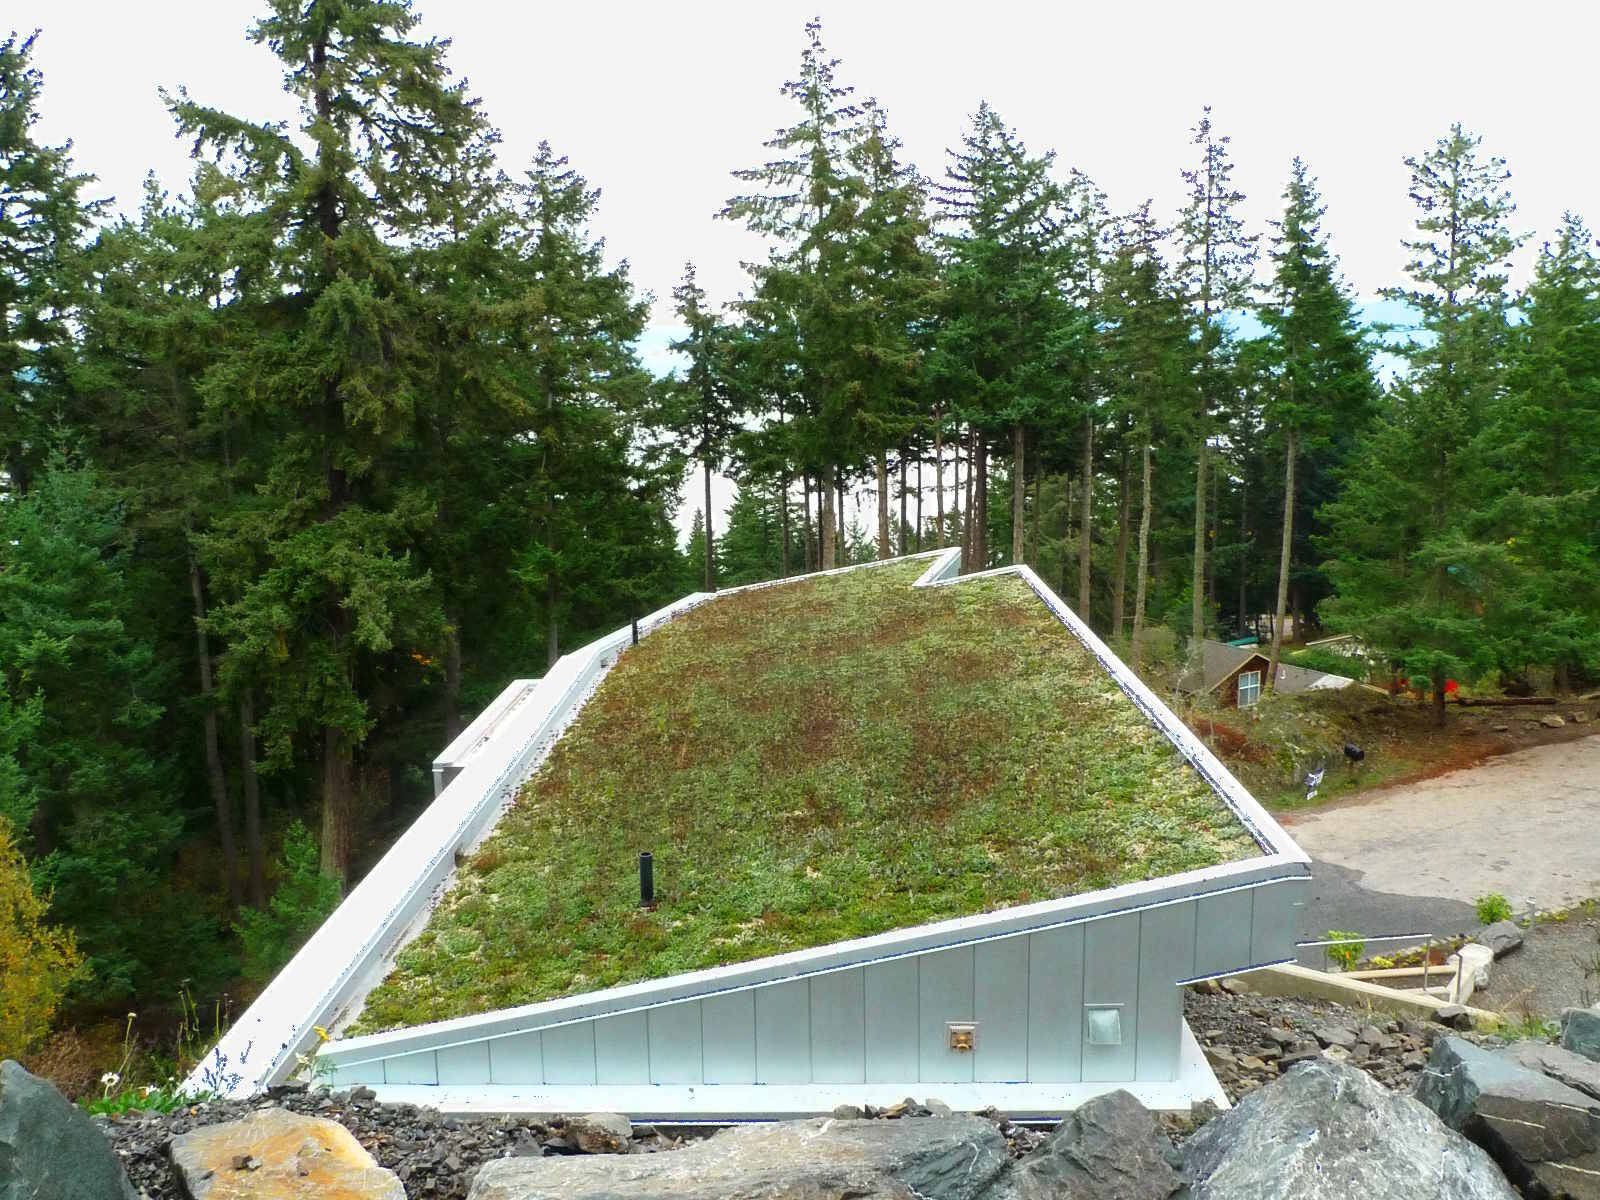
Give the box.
[352,560,1260,1032]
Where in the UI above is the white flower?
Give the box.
[100,1072,120,1087]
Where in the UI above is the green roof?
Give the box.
[351,559,1260,1033]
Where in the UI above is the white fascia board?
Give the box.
[432,678,537,785]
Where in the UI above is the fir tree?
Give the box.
[1257,158,1376,684]
[1177,107,1257,640]
[1321,125,1523,723]
[0,31,102,497]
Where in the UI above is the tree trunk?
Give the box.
[934,409,945,549]
[1011,423,1026,565]
[188,551,240,913]
[1112,443,1130,640]
[915,449,923,552]
[1433,681,1447,728]
[320,726,355,882]
[820,468,837,569]
[442,619,463,744]
[1192,436,1207,640]
[239,693,266,908]
[802,474,814,572]
[1267,431,1296,691]
[898,449,908,556]
[780,473,791,577]
[976,434,989,570]
[1028,470,1041,567]
[1237,467,1249,632]
[876,450,891,559]
[703,459,716,590]
[836,470,846,561]
[1133,442,1153,667]
[1078,414,1094,620]
[546,573,559,668]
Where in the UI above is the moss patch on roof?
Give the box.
[351,559,1260,1033]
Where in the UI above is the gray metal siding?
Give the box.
[327,888,1302,1093]
[1025,924,1084,1082]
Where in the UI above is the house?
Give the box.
[1183,639,1354,709]
[186,550,1310,1118]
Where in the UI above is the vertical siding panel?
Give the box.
[701,991,757,1083]
[647,1001,704,1084]
[436,1040,490,1085]
[487,1031,542,1084]
[754,980,811,1083]
[810,968,866,1084]
[541,1022,597,1085]
[864,958,919,1083]
[918,946,976,1084]
[974,937,1029,1082]
[594,1012,650,1084]
[1250,880,1304,965]
[1136,901,1196,1082]
[1193,888,1254,978]
[1026,925,1084,1082]
[1081,911,1139,1082]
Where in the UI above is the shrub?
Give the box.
[234,821,341,981]
[1324,929,1364,971]
[0,819,83,1060]
[1476,893,1514,925]
[1284,647,1366,678]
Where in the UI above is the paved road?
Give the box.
[1276,733,1600,959]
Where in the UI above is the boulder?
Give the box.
[1435,1005,1475,1030]
[989,1089,1183,1200]
[1414,1035,1600,1199]
[1312,1023,1358,1050]
[0,1060,138,1200]
[168,1106,404,1200]
[1540,713,1567,728]
[1563,1008,1600,1064]
[1454,944,1495,994]
[1500,1040,1600,1101]
[467,1115,1010,1200]
[1478,921,1524,958]
[562,1112,632,1154]
[1183,1057,1515,1198]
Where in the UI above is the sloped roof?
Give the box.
[352,557,1267,1032]
[1182,640,1353,696]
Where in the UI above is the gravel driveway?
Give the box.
[1276,733,1600,953]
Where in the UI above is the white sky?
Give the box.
[26,1,1600,540]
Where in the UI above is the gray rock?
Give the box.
[1500,1040,1600,1101]
[1478,920,1524,958]
[831,1104,864,1120]
[1312,1023,1358,1049]
[990,1090,1183,1200]
[0,1060,139,1200]
[467,1115,1010,1200]
[1184,1057,1514,1198]
[563,1112,632,1154]
[1563,1007,1600,1063]
[1540,713,1567,728]
[1435,1005,1475,1030]
[1414,1035,1600,1199]
[169,1106,405,1200]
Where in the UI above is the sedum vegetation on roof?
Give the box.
[352,558,1260,1032]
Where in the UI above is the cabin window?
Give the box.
[1237,670,1262,709]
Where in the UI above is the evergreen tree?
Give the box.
[1177,108,1257,640]
[726,18,870,570]
[1321,125,1522,723]
[1257,158,1376,684]
[169,0,492,879]
[934,103,1081,571]
[665,264,741,591]
[1482,213,1600,686]
[718,480,787,586]
[0,31,102,497]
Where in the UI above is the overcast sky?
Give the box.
[25,1,1600,537]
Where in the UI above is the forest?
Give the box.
[2,1,1598,1060]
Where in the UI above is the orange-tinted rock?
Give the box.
[168,1107,403,1200]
